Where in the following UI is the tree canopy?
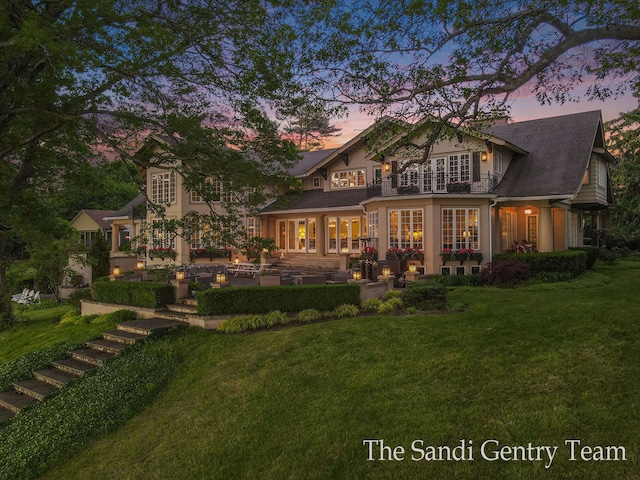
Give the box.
[0,0,302,327]
[294,0,639,157]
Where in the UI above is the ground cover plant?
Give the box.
[0,336,184,479]
[22,261,639,480]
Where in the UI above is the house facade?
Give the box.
[120,110,613,275]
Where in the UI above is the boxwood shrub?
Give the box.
[401,283,448,310]
[197,284,361,315]
[569,246,599,269]
[493,250,587,277]
[91,281,175,308]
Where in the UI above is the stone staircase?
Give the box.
[0,318,183,424]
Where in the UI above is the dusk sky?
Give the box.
[328,85,636,148]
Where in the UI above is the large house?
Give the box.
[118,110,613,275]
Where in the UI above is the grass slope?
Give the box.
[27,267,640,479]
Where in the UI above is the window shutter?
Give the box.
[391,161,398,188]
[472,152,481,182]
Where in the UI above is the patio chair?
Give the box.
[11,288,28,303]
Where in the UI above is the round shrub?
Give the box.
[333,304,360,318]
[297,309,322,323]
[479,259,531,287]
[401,283,448,310]
[378,297,403,314]
[382,289,402,301]
[264,310,290,327]
[361,298,383,312]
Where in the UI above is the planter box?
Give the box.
[446,183,471,193]
[386,259,407,274]
[397,185,419,195]
[441,253,483,265]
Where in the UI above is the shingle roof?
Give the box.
[489,110,603,198]
[261,188,368,213]
[288,149,338,177]
[105,193,147,219]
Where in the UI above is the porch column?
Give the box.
[538,205,553,252]
[316,214,326,255]
[111,223,120,253]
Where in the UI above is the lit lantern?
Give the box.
[408,264,417,273]
[216,272,227,284]
[176,271,185,281]
[382,267,391,276]
[352,270,362,281]
[135,261,145,270]
[234,256,240,265]
[112,266,121,275]
[524,208,532,215]
[341,246,350,254]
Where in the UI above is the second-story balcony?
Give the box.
[366,173,497,198]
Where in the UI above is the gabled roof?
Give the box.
[71,209,116,230]
[261,189,368,213]
[104,193,147,221]
[289,149,338,177]
[489,110,605,198]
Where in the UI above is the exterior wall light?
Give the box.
[408,264,417,273]
[176,271,185,281]
[481,151,488,161]
[524,208,532,215]
[135,261,145,270]
[112,266,121,275]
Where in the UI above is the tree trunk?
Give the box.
[0,236,15,330]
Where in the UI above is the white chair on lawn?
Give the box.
[11,288,28,303]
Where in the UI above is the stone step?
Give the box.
[0,406,15,422]
[102,329,147,345]
[34,367,80,388]
[51,358,98,377]
[182,298,198,307]
[117,318,185,336]
[166,303,197,314]
[13,378,59,400]
[70,348,115,366]
[155,310,188,322]
[85,338,129,355]
[0,390,38,413]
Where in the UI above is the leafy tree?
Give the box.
[0,0,301,328]
[295,0,640,159]
[87,230,111,281]
[606,107,640,234]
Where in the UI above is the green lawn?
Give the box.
[11,265,640,479]
[0,303,114,363]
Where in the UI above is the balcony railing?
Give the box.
[366,173,497,198]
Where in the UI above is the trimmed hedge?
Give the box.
[569,246,599,269]
[493,250,587,277]
[401,283,448,310]
[91,281,175,308]
[197,284,361,315]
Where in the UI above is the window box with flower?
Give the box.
[441,248,483,264]
[360,246,378,261]
[446,182,471,193]
[397,184,420,195]
[148,247,176,260]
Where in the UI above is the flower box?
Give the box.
[397,185,419,195]
[446,182,471,193]
[441,252,483,265]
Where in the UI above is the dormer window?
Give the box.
[331,169,365,188]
